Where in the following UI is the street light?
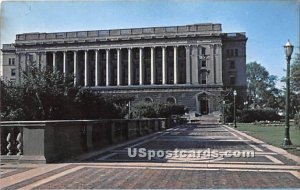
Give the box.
[127,100,131,119]
[283,40,294,146]
[244,101,248,109]
[222,100,226,124]
[233,90,237,128]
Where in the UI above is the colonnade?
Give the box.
[18,44,222,87]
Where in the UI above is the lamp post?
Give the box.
[127,100,131,119]
[223,100,226,124]
[283,40,293,146]
[244,101,248,110]
[233,90,237,128]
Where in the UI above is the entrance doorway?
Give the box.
[200,99,209,115]
[196,93,210,115]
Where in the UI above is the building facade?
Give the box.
[1,23,247,114]
[1,44,17,85]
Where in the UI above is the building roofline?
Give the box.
[15,23,223,42]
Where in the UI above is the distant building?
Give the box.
[1,23,247,114]
[1,44,17,85]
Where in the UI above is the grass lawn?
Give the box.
[232,123,300,157]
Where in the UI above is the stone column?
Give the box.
[215,44,223,85]
[36,52,41,70]
[128,48,132,85]
[63,51,68,77]
[40,52,46,69]
[84,50,89,87]
[95,50,100,86]
[25,53,29,72]
[73,51,79,86]
[106,49,111,86]
[191,45,199,84]
[162,46,167,85]
[150,47,156,85]
[185,46,191,84]
[207,45,214,84]
[173,46,178,84]
[117,48,122,86]
[52,52,57,71]
[139,48,144,85]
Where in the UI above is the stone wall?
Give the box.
[0,118,177,163]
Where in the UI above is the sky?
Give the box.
[1,0,299,88]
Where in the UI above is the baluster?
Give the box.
[17,132,22,155]
[6,132,12,155]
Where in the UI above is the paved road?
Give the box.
[1,117,300,189]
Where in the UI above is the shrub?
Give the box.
[239,109,281,123]
[131,101,185,119]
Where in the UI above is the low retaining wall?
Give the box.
[0,118,177,163]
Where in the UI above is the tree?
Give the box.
[0,79,26,120]
[1,65,134,121]
[280,53,300,117]
[291,53,300,91]
[246,62,281,109]
[291,53,300,114]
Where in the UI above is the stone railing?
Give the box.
[0,118,180,163]
[1,44,15,51]
[15,23,222,41]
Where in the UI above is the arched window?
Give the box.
[144,97,153,103]
[166,97,176,104]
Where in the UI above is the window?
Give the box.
[227,49,230,56]
[134,51,139,59]
[202,61,207,67]
[145,97,153,103]
[235,49,238,56]
[201,48,206,55]
[229,61,235,69]
[230,76,235,85]
[201,73,207,84]
[157,51,162,58]
[179,49,185,57]
[11,68,16,76]
[8,58,15,65]
[230,49,234,57]
[166,97,176,104]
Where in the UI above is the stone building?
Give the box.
[1,44,17,85]
[1,23,247,114]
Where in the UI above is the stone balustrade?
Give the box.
[0,118,182,163]
[15,23,222,42]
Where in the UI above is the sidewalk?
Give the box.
[1,119,300,189]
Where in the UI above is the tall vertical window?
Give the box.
[201,73,207,84]
[235,49,238,56]
[229,61,235,69]
[201,47,206,55]
[12,58,15,65]
[11,68,16,76]
[230,76,235,85]
[202,60,207,67]
[230,49,234,57]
